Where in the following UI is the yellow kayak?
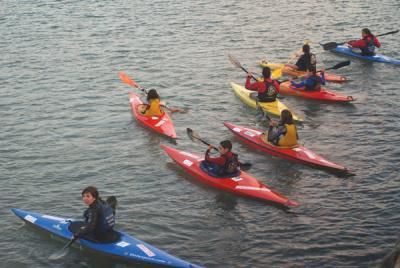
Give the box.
[230,82,303,122]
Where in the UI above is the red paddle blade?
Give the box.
[119,72,139,88]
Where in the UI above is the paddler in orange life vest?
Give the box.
[267,109,299,147]
[142,89,164,116]
[245,67,280,102]
[204,140,240,177]
[347,28,381,56]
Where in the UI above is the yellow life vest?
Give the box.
[278,124,298,147]
[144,98,163,116]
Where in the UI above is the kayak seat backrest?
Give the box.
[200,161,240,178]
[68,221,121,244]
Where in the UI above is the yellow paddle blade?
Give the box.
[272,68,283,79]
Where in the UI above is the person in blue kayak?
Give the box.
[287,44,317,71]
[202,140,240,177]
[245,66,280,102]
[347,28,381,56]
[267,109,298,147]
[71,186,119,243]
[289,65,325,91]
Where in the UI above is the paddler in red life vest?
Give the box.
[203,140,240,177]
[347,28,381,56]
[245,67,280,102]
[290,65,326,91]
[267,109,299,147]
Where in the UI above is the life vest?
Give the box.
[220,153,240,175]
[278,124,298,147]
[258,80,277,102]
[305,75,321,91]
[297,53,316,71]
[144,98,163,116]
[361,36,376,56]
[85,200,115,233]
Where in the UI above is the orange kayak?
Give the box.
[279,81,354,102]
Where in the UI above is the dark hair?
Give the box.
[281,109,294,125]
[362,28,372,36]
[147,89,160,102]
[220,140,232,151]
[262,67,271,78]
[302,44,310,55]
[308,65,317,74]
[82,186,99,200]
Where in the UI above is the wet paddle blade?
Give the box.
[239,162,252,171]
[328,60,351,70]
[119,72,139,88]
[321,42,341,51]
[48,248,69,260]
[49,236,78,260]
[228,54,243,70]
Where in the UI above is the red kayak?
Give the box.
[129,92,177,139]
[279,81,354,103]
[160,144,298,207]
[224,122,350,174]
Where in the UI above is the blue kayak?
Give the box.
[332,45,400,65]
[11,208,202,268]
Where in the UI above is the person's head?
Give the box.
[219,140,232,154]
[302,44,310,54]
[147,89,160,102]
[281,109,294,125]
[262,67,271,79]
[362,28,372,37]
[82,186,99,206]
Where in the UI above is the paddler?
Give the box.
[347,28,381,56]
[286,44,317,72]
[71,186,119,243]
[142,89,164,116]
[289,66,325,91]
[203,140,240,177]
[267,109,299,147]
[245,66,280,102]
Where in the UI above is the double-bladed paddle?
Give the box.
[118,72,187,113]
[228,54,259,81]
[321,30,399,50]
[48,235,79,260]
[186,128,252,171]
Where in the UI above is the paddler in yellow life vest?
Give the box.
[142,89,164,116]
[267,109,298,147]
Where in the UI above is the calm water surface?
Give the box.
[1,1,400,267]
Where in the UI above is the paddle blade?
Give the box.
[228,54,243,70]
[327,60,351,70]
[49,248,69,260]
[119,72,139,88]
[186,128,196,141]
[321,42,341,51]
[239,162,252,171]
[271,68,283,79]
